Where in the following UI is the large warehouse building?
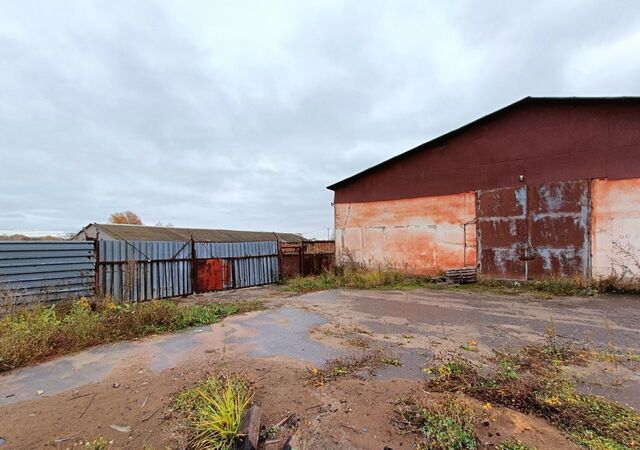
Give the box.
[328,97,640,281]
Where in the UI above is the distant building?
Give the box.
[73,223,305,243]
[328,97,640,281]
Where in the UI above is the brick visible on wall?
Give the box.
[334,192,476,275]
[591,178,640,279]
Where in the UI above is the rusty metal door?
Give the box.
[477,180,590,280]
[477,185,528,280]
[194,258,229,292]
[527,180,590,279]
[279,243,302,278]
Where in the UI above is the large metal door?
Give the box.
[477,180,590,280]
[477,186,528,280]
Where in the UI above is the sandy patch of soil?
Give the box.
[0,354,577,450]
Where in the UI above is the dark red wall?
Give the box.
[332,100,640,204]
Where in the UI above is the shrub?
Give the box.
[0,305,60,370]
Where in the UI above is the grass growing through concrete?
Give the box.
[0,298,262,372]
[176,374,254,450]
[425,344,640,449]
[308,347,402,386]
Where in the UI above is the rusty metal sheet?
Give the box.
[527,180,590,279]
[477,186,527,280]
[477,180,591,280]
[194,258,229,292]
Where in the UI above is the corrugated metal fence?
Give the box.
[196,241,279,289]
[97,240,192,301]
[97,240,281,301]
[1,239,334,304]
[0,241,95,304]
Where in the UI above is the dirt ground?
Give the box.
[0,286,638,449]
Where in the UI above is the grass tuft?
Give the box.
[0,299,262,372]
[84,436,111,449]
[397,395,478,450]
[176,374,253,450]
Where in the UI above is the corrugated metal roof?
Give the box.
[327,96,640,191]
[81,223,305,243]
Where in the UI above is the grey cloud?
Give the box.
[1,0,640,237]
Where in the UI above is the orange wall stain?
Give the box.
[335,192,476,275]
[591,178,640,279]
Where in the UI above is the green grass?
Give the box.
[461,278,600,298]
[426,344,640,450]
[0,298,262,372]
[285,269,440,292]
[176,374,253,450]
[286,267,640,298]
[398,395,478,450]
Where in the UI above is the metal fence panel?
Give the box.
[195,241,280,290]
[195,241,277,258]
[0,241,95,304]
[97,240,192,301]
[230,255,279,288]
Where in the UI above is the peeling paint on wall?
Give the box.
[334,192,476,275]
[591,178,640,279]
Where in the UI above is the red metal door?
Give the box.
[477,180,590,280]
[194,258,229,292]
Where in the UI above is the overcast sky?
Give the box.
[1,1,640,238]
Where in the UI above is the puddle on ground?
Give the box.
[227,308,342,365]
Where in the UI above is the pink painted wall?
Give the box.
[591,178,640,279]
[334,192,476,275]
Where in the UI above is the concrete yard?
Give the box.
[0,286,638,449]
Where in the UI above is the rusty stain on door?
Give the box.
[194,258,229,292]
[477,180,590,280]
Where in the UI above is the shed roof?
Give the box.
[327,96,640,191]
[77,223,305,243]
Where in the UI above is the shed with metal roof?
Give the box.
[73,223,305,243]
